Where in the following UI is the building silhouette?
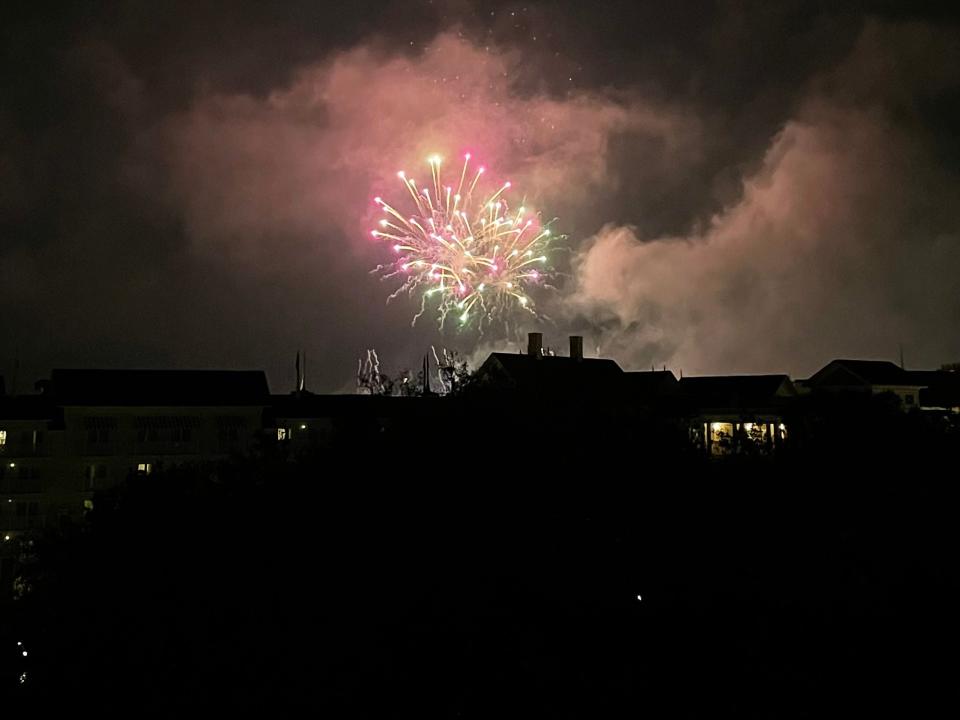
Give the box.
[1,336,957,545]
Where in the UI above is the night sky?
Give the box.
[2,1,959,392]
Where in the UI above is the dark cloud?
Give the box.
[1,2,958,390]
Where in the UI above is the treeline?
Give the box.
[1,400,958,716]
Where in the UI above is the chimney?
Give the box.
[527,332,543,358]
[569,335,583,362]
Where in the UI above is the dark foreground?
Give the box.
[2,409,958,717]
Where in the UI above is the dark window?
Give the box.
[87,428,110,444]
[87,464,107,489]
[905,394,914,405]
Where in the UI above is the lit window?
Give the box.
[83,499,94,511]
[277,428,288,441]
[709,422,735,455]
[710,422,734,442]
[0,430,6,447]
[137,463,152,475]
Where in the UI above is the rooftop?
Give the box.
[678,374,795,407]
[808,359,923,387]
[479,352,624,393]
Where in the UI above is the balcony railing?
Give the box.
[1,515,44,531]
[0,478,43,494]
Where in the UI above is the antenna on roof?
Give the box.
[899,343,905,370]
[295,351,301,392]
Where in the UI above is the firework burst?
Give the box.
[371,153,558,331]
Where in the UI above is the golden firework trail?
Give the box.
[371,153,558,331]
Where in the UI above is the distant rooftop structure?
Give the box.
[623,370,679,399]
[475,334,623,394]
[678,375,796,408]
[808,359,919,388]
[39,369,270,406]
[805,359,931,409]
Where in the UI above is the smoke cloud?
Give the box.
[2,5,958,389]
[568,21,960,377]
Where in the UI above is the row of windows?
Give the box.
[703,422,788,457]
[0,461,155,493]
[133,427,193,443]
[1,462,41,479]
[3,425,250,450]
[90,427,177,444]
[1,501,42,530]
[87,428,244,444]
[277,424,312,440]
[3,501,41,517]
[0,429,44,452]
